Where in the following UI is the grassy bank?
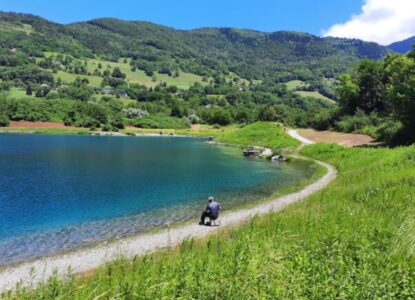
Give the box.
[128,122,300,151]
[5,139,415,298]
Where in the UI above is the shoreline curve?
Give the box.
[0,132,337,292]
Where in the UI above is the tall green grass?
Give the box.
[124,122,300,150]
[216,122,299,150]
[6,143,415,299]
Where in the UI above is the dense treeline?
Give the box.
[320,48,415,144]
[0,74,334,130]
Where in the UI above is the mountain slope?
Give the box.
[388,36,415,53]
[0,12,390,82]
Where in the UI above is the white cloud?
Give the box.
[323,0,415,45]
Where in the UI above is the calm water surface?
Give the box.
[0,134,314,265]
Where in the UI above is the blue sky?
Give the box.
[0,0,363,35]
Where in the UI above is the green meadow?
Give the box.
[285,80,336,104]
[54,71,103,87]
[285,79,308,90]
[295,90,337,104]
[52,56,206,89]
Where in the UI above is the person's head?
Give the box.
[208,196,214,203]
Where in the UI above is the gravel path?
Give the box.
[287,129,315,145]
[0,132,337,292]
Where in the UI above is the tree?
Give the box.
[170,101,188,118]
[35,85,51,98]
[112,67,126,79]
[26,84,33,96]
[0,81,11,92]
[336,74,360,114]
[208,108,232,125]
[0,115,9,127]
[385,55,415,132]
[258,106,277,121]
[355,60,386,113]
[234,107,254,123]
[145,68,154,77]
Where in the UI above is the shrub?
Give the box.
[101,124,113,132]
[208,108,233,126]
[134,116,190,129]
[376,119,403,144]
[110,115,125,129]
[335,110,372,133]
[0,114,10,127]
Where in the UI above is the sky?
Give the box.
[0,0,414,45]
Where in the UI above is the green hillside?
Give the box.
[0,12,389,82]
[0,11,392,132]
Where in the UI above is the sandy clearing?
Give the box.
[297,129,376,148]
[0,132,337,292]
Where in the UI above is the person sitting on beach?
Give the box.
[199,197,221,226]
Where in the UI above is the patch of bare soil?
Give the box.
[298,129,376,147]
[9,121,73,129]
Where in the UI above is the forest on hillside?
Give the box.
[1,12,414,144]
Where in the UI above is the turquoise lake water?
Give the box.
[0,134,314,265]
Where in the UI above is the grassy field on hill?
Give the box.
[8,88,36,100]
[5,125,415,299]
[88,58,206,89]
[54,71,103,87]
[285,80,308,90]
[50,55,206,89]
[285,80,336,104]
[295,91,337,104]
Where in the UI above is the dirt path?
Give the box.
[287,129,315,145]
[0,135,337,292]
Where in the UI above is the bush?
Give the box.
[335,110,372,133]
[0,114,10,127]
[102,124,115,132]
[74,117,100,129]
[207,108,233,126]
[134,116,190,129]
[310,110,336,130]
[110,115,125,129]
[376,119,403,144]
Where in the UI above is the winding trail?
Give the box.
[0,131,337,292]
[287,129,315,146]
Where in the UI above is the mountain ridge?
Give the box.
[388,36,415,53]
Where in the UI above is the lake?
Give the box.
[0,134,314,265]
